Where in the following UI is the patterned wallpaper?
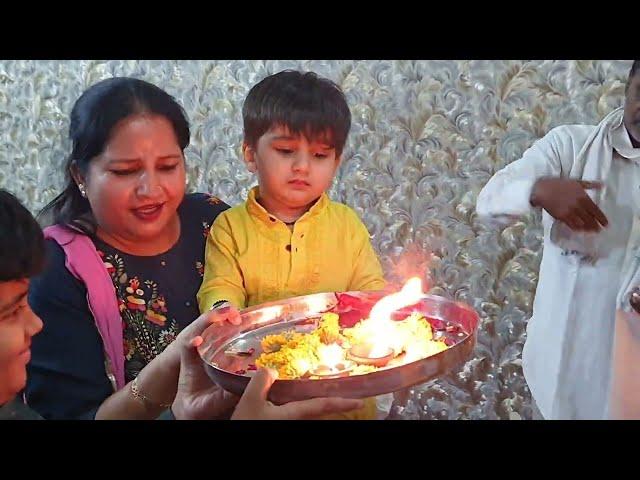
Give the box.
[0,59,631,419]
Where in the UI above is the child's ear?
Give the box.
[242,142,258,173]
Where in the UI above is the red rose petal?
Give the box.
[338,309,365,328]
[334,293,377,314]
[430,319,446,330]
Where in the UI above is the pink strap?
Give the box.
[43,225,125,390]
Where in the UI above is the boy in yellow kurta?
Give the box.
[197,71,387,419]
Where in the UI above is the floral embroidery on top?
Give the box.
[205,193,222,205]
[202,221,211,238]
[100,250,179,380]
[91,193,229,382]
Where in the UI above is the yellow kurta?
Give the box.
[197,186,385,311]
[197,186,387,420]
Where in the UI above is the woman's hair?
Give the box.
[39,77,190,234]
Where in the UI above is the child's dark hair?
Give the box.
[39,77,190,234]
[242,70,351,156]
[0,190,45,282]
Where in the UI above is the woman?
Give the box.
[25,77,355,420]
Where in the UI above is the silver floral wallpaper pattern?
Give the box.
[0,60,631,419]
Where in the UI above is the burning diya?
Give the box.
[198,277,479,404]
[347,344,394,367]
[308,343,354,377]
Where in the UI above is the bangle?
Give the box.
[210,299,230,311]
[130,376,173,409]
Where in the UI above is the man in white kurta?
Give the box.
[476,61,640,419]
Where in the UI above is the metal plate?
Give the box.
[198,291,479,404]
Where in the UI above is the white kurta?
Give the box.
[476,117,640,419]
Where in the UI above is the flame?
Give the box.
[369,277,423,323]
[364,277,424,357]
[317,343,345,369]
[387,242,432,288]
[293,357,311,375]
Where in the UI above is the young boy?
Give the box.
[0,189,45,419]
[197,71,388,419]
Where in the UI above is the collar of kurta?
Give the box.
[611,120,640,162]
[245,185,330,228]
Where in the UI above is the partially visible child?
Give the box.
[197,71,388,419]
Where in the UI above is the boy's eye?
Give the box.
[276,148,294,154]
[159,163,179,171]
[314,152,329,159]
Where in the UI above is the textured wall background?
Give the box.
[0,60,631,419]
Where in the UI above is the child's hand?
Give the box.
[210,301,242,326]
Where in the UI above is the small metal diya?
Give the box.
[347,343,395,367]
[309,361,354,378]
